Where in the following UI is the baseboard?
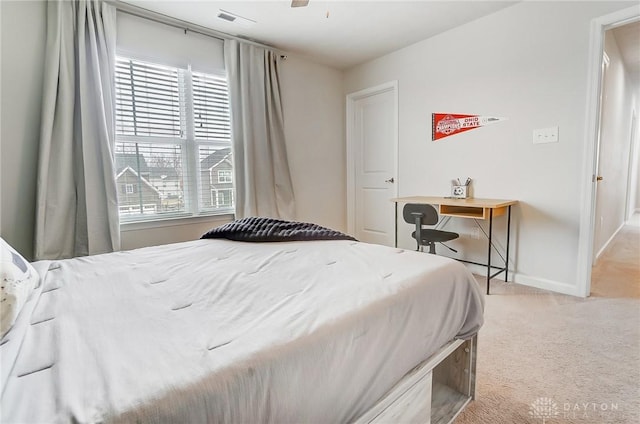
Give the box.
[594,222,625,261]
[460,262,581,297]
[512,273,581,297]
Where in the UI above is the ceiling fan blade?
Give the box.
[291,0,309,7]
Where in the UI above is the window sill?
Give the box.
[120,213,234,232]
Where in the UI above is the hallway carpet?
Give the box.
[455,224,640,423]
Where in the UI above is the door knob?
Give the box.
[385,177,395,183]
[596,176,603,181]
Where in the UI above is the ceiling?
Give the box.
[119,1,518,69]
[611,21,640,84]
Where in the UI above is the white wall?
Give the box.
[0,0,46,261]
[593,30,638,257]
[280,55,346,232]
[344,1,636,296]
[120,216,231,250]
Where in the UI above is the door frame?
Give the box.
[346,80,399,237]
[624,110,638,222]
[576,5,640,298]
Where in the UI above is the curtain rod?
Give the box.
[107,0,285,54]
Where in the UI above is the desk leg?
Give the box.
[505,205,512,282]
[487,209,493,295]
[394,202,398,248]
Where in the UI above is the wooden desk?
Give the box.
[391,196,518,295]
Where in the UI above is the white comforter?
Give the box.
[1,239,483,423]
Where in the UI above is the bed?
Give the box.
[0,220,483,423]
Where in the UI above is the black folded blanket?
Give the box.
[201,217,357,242]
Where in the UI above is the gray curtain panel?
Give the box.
[224,40,296,220]
[35,0,119,260]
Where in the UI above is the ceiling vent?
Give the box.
[217,11,236,22]
[217,10,256,26]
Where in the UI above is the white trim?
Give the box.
[456,262,582,297]
[346,80,399,238]
[625,110,638,221]
[576,6,640,298]
[594,221,626,261]
[183,67,198,215]
[120,213,233,232]
[512,273,581,297]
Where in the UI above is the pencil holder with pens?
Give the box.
[451,178,472,199]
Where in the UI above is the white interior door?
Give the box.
[592,52,610,261]
[347,82,398,246]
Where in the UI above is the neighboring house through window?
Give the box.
[200,147,234,212]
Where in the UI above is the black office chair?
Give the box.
[403,203,459,254]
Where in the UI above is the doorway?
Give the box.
[578,6,640,297]
[346,81,398,246]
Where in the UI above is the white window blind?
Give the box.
[192,71,231,142]
[116,58,183,138]
[115,56,233,221]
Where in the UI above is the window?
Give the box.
[214,189,234,208]
[115,56,232,221]
[217,170,232,183]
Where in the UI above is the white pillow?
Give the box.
[1,238,39,337]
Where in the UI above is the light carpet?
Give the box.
[455,224,640,423]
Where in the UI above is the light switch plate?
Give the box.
[533,126,559,144]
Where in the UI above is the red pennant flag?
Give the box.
[432,113,506,141]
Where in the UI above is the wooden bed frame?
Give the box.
[355,335,477,424]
